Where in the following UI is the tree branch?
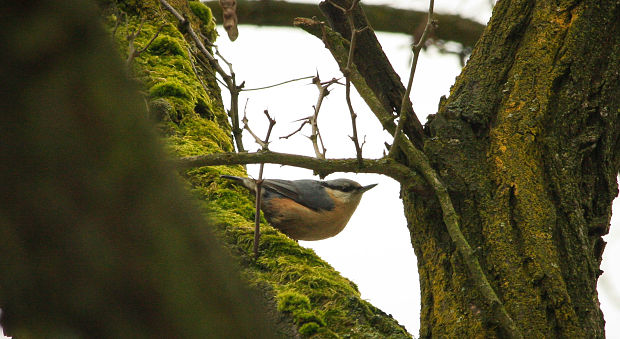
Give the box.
[389,0,435,158]
[332,0,365,164]
[203,0,484,48]
[309,76,338,159]
[178,151,419,182]
[252,110,276,258]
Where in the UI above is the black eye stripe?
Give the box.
[322,182,359,192]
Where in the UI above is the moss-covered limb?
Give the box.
[202,0,484,48]
[159,0,246,152]
[178,150,420,181]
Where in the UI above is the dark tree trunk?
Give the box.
[406,0,619,337]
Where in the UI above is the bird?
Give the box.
[221,175,377,241]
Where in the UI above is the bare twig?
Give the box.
[187,46,210,95]
[243,75,315,92]
[345,81,363,163]
[242,114,268,149]
[251,110,276,259]
[125,19,144,68]
[388,0,435,158]
[137,24,165,55]
[309,75,340,159]
[192,52,230,89]
[280,120,310,140]
[219,0,239,41]
[332,0,366,164]
[296,18,397,134]
[253,175,263,258]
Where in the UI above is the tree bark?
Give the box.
[408,0,619,337]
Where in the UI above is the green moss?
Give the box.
[189,1,214,25]
[188,1,217,43]
[277,291,311,313]
[296,312,326,327]
[148,35,187,57]
[150,81,190,99]
[299,322,320,336]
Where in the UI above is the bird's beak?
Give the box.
[360,183,377,193]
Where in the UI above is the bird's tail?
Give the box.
[220,175,256,191]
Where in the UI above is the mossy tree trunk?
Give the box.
[405,1,619,337]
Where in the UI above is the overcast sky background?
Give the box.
[3,1,617,337]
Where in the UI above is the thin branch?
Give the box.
[388,0,435,158]
[214,44,235,77]
[241,106,267,149]
[137,24,165,55]
[333,0,365,164]
[251,110,276,259]
[187,47,211,95]
[345,80,363,163]
[254,175,263,258]
[192,53,230,90]
[295,18,398,136]
[309,75,339,159]
[177,150,421,182]
[243,75,315,92]
[280,119,309,140]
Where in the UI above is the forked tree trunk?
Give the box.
[406,1,619,337]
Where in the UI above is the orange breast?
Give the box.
[261,190,361,241]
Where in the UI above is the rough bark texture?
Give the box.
[408,0,619,337]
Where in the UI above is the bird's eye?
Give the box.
[342,185,355,192]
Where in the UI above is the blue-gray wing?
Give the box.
[261,179,335,211]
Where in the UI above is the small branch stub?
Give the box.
[219,0,239,41]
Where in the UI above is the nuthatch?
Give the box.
[221,175,377,241]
